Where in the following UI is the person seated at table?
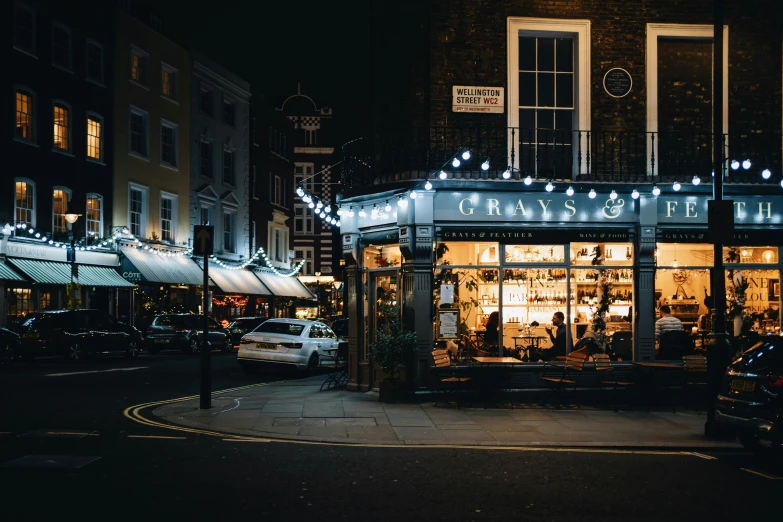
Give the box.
[544,311,571,361]
[655,305,684,341]
[571,331,603,359]
[482,312,500,353]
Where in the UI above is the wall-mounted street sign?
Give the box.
[193,225,214,256]
[603,68,632,98]
[452,86,505,113]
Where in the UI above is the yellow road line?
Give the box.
[685,451,718,460]
[741,468,783,480]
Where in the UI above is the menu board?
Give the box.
[438,309,460,339]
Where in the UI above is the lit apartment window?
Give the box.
[200,88,213,116]
[223,212,235,253]
[53,102,70,151]
[161,121,178,168]
[15,180,34,226]
[222,98,235,127]
[14,2,36,55]
[129,186,144,236]
[160,195,175,242]
[86,114,102,160]
[199,140,212,178]
[15,89,33,141]
[223,149,235,185]
[52,23,71,70]
[86,41,103,83]
[130,46,148,85]
[86,194,102,239]
[52,188,70,235]
[129,107,148,158]
[161,64,178,100]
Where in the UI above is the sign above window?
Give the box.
[452,86,505,113]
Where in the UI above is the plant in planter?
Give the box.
[369,302,417,402]
[587,269,613,349]
[726,247,750,336]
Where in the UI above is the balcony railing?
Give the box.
[341,125,782,190]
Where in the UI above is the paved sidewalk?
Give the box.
[152,376,741,449]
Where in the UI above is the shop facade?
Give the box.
[338,186,782,392]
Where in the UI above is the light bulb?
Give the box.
[672,259,678,268]
[316,201,323,209]
[461,150,471,161]
[692,175,701,186]
[545,181,554,192]
[410,191,418,199]
[588,189,596,199]
[566,186,574,196]
[652,185,661,196]
[780,178,783,188]
[672,181,681,191]
[523,175,532,185]
[296,187,304,197]
[438,170,447,180]
[762,168,771,179]
[348,207,355,217]
[731,159,740,170]
[308,202,315,209]
[325,205,331,213]
[481,160,490,171]
[397,197,408,208]
[502,169,511,179]
[451,158,460,168]
[336,220,341,227]
[384,201,392,212]
[763,250,773,263]
[358,207,366,217]
[609,189,617,200]
[424,180,432,190]
[742,159,751,170]
[631,189,639,199]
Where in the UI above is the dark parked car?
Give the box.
[330,317,348,340]
[1,327,20,366]
[145,314,232,354]
[715,336,783,453]
[18,310,143,361]
[226,317,269,348]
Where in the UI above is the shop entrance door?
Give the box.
[367,271,399,385]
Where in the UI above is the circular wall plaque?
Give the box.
[603,68,632,98]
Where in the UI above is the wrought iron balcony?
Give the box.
[340,125,782,191]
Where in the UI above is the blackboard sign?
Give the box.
[603,68,632,98]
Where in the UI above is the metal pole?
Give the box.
[200,254,211,409]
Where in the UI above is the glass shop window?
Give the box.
[434,242,499,266]
[655,243,714,268]
[505,244,565,263]
[571,242,634,266]
[434,267,500,340]
[724,246,778,265]
[363,244,402,269]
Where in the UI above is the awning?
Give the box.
[0,261,24,282]
[8,259,134,287]
[206,266,272,295]
[120,246,206,285]
[254,271,313,298]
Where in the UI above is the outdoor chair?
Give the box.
[460,334,490,360]
[540,352,589,408]
[607,331,633,361]
[432,349,473,408]
[658,330,694,360]
[320,342,348,391]
[680,355,708,409]
[592,354,635,410]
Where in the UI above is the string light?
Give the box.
[523,175,532,185]
[672,181,681,191]
[451,157,460,168]
[461,150,471,161]
[384,201,392,212]
[207,245,305,276]
[438,170,447,180]
[731,159,740,170]
[742,159,751,170]
[588,188,597,199]
[566,186,574,196]
[609,189,618,200]
[761,169,771,180]
[631,188,640,199]
[502,168,511,179]
[545,181,554,192]
[481,159,490,171]
[424,180,433,190]
[652,185,661,196]
[692,175,701,186]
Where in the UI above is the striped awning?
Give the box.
[8,259,134,287]
[206,266,272,295]
[120,246,207,285]
[0,261,24,282]
[254,271,313,298]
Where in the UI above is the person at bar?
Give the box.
[544,311,571,360]
[654,305,684,340]
[483,311,499,354]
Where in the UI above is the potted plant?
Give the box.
[370,302,417,402]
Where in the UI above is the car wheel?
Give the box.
[126,339,140,359]
[221,336,233,353]
[306,352,320,373]
[64,343,83,362]
[189,337,200,354]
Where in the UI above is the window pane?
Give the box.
[87,196,101,238]
[130,189,143,236]
[538,38,555,71]
[537,73,555,107]
[130,112,146,156]
[223,213,234,252]
[505,245,565,263]
[52,27,70,68]
[53,190,68,234]
[15,91,32,140]
[161,125,176,166]
[223,150,234,184]
[161,198,173,242]
[434,242,500,266]
[655,243,714,267]
[555,73,573,108]
[518,37,536,70]
[537,109,555,130]
[87,43,102,82]
[571,243,635,266]
[53,105,69,150]
[87,117,101,159]
[200,141,212,177]
[14,6,35,53]
[15,182,33,224]
[555,39,573,72]
[724,246,779,265]
[554,110,572,133]
[519,72,536,106]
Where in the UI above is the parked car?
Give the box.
[0,327,20,366]
[330,317,348,340]
[715,336,783,453]
[17,309,143,361]
[144,314,232,354]
[237,319,338,372]
[226,317,269,348]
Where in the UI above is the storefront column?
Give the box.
[343,264,364,391]
[636,197,658,360]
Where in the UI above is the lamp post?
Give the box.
[314,272,321,319]
[64,207,81,309]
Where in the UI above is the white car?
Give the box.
[237,319,338,372]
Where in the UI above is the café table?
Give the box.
[471,356,526,407]
[512,336,547,361]
[631,361,684,409]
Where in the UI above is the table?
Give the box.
[511,336,547,361]
[471,357,525,408]
[472,356,526,365]
[320,347,348,391]
[631,361,683,409]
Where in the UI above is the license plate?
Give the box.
[22,333,39,339]
[730,379,756,392]
[154,339,169,344]
[256,342,276,350]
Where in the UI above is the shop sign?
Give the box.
[657,228,779,245]
[437,227,632,243]
[434,192,636,223]
[657,195,783,224]
[120,257,145,282]
[452,86,504,113]
[4,241,119,267]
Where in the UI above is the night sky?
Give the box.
[137,0,372,143]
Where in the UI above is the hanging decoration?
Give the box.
[209,245,305,277]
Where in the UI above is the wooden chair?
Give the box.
[432,349,473,408]
[680,355,708,408]
[540,352,589,408]
[592,354,635,410]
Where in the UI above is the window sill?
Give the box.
[160,162,179,172]
[86,77,106,88]
[52,63,74,74]
[128,151,150,162]
[129,79,150,91]
[86,157,106,166]
[161,94,179,105]
[52,148,75,157]
[13,137,39,147]
[13,46,38,59]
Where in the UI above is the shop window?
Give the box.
[570,242,634,266]
[656,243,714,268]
[434,242,500,266]
[363,244,402,269]
[725,246,780,336]
[505,244,565,263]
[40,292,52,310]
[8,288,35,323]
[572,268,633,339]
[724,246,778,265]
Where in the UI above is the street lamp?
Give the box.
[314,272,321,319]
[64,207,81,309]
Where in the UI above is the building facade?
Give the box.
[336,0,783,391]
